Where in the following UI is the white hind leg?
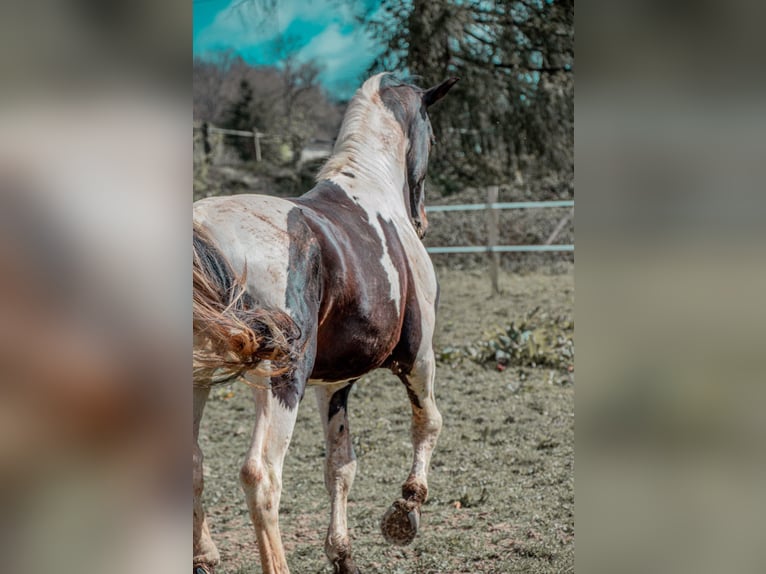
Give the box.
[240,372,302,574]
[381,349,442,546]
[315,382,360,574]
[193,386,220,573]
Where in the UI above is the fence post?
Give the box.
[252,127,262,162]
[201,122,211,164]
[487,186,500,294]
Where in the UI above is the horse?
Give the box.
[192,72,458,574]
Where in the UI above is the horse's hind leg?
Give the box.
[382,349,442,546]
[315,382,360,574]
[194,386,220,573]
[240,371,303,574]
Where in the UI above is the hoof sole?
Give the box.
[380,499,420,546]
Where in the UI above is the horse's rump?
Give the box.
[192,223,299,384]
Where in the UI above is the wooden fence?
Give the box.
[193,122,335,165]
[194,122,266,162]
[426,186,574,293]
[192,125,573,292]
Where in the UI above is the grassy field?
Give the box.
[198,265,574,573]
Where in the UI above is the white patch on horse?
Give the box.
[340,190,402,314]
[193,195,293,310]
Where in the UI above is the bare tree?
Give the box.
[365,0,574,192]
[194,50,342,166]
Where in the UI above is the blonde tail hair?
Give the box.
[193,224,299,384]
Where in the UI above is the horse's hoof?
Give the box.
[332,557,361,574]
[380,499,420,546]
[408,508,420,532]
[194,564,214,574]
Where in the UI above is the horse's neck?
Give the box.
[320,145,408,219]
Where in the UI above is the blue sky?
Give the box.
[193,0,383,99]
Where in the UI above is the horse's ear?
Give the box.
[423,77,460,108]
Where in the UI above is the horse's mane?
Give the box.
[317,73,416,188]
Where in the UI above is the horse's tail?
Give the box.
[193,223,299,382]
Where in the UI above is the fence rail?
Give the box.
[426,200,574,213]
[425,187,574,292]
[427,245,575,254]
[205,126,265,138]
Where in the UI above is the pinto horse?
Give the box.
[192,73,458,574]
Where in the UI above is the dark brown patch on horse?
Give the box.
[378,216,423,377]
[268,209,322,410]
[398,375,422,410]
[379,78,432,237]
[379,79,412,129]
[341,171,355,178]
[328,381,355,420]
[290,180,403,382]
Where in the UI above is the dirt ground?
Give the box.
[198,264,574,573]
